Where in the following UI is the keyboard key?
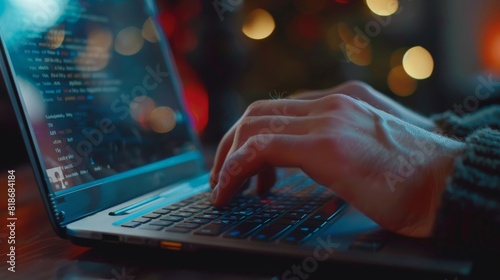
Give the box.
[194,220,236,236]
[223,222,262,238]
[203,209,227,215]
[195,214,219,220]
[142,213,162,219]
[150,220,174,227]
[274,218,301,225]
[180,208,201,214]
[132,217,151,224]
[251,224,291,242]
[185,218,211,224]
[162,205,180,211]
[153,209,171,215]
[221,214,247,221]
[247,217,270,224]
[280,226,317,244]
[175,222,200,229]
[171,202,189,207]
[310,198,346,221]
[140,225,163,231]
[121,222,141,228]
[190,204,210,210]
[254,213,279,219]
[160,216,183,222]
[165,227,191,234]
[170,212,193,218]
[281,212,307,220]
[301,220,326,229]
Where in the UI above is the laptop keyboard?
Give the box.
[120,170,347,244]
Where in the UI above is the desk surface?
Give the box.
[0,164,492,280]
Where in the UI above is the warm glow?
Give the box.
[45,26,66,49]
[75,28,113,71]
[337,22,372,66]
[115,27,145,56]
[481,20,500,72]
[345,43,372,66]
[390,47,407,68]
[402,46,434,79]
[130,96,156,129]
[142,17,159,43]
[242,9,276,40]
[149,107,177,133]
[366,0,399,16]
[388,65,417,96]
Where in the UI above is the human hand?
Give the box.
[289,80,437,132]
[210,93,465,238]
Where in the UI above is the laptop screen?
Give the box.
[0,0,200,194]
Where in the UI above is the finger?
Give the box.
[210,123,238,188]
[211,134,304,206]
[255,165,277,195]
[227,115,310,155]
[210,99,312,187]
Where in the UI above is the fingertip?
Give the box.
[211,185,219,204]
[209,172,218,189]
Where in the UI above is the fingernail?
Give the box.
[211,185,219,202]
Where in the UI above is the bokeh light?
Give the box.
[142,17,159,43]
[130,96,156,129]
[388,65,417,96]
[242,9,276,40]
[148,106,177,133]
[337,22,372,66]
[115,26,145,56]
[45,25,66,49]
[481,19,500,72]
[366,0,399,16]
[402,46,434,79]
[75,28,113,71]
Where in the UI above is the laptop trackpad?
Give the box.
[308,206,382,250]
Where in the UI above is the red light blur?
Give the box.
[481,19,500,73]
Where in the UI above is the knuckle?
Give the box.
[343,79,372,91]
[246,100,266,116]
[234,122,248,143]
[323,93,357,109]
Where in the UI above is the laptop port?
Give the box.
[101,234,119,242]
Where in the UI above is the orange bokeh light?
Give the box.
[481,19,500,73]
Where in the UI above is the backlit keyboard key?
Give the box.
[223,222,262,238]
[251,224,291,242]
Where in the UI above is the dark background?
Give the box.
[2,0,500,170]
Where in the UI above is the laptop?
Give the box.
[0,0,473,278]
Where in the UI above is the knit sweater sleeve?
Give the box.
[431,105,500,139]
[432,126,500,257]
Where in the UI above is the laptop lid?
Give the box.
[0,0,208,238]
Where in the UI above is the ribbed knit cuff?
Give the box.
[431,105,500,140]
[433,128,500,258]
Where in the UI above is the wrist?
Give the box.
[427,137,466,230]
